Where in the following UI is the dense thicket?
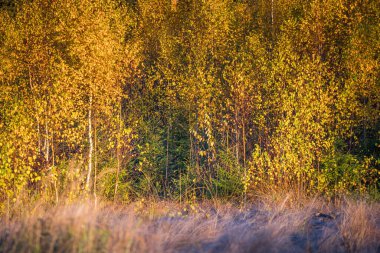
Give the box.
[0,0,379,208]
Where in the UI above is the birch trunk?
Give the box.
[86,94,93,191]
[114,100,122,200]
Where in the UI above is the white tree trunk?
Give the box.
[271,0,274,27]
[114,101,122,200]
[86,94,93,191]
[45,120,49,163]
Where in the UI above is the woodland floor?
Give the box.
[0,196,379,253]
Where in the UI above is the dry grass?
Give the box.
[0,196,379,253]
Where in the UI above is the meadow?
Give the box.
[1,194,379,253]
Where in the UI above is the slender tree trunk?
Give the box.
[242,118,246,167]
[45,120,49,164]
[271,0,274,27]
[235,105,239,163]
[226,127,229,152]
[37,122,41,154]
[28,67,42,154]
[271,0,274,41]
[165,122,170,197]
[114,100,122,200]
[195,113,200,174]
[94,118,98,206]
[51,133,55,167]
[86,94,93,191]
[242,115,247,206]
[189,109,193,166]
[179,167,182,204]
[45,77,51,166]
[43,85,50,165]
[51,131,58,204]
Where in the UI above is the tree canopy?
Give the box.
[0,0,379,207]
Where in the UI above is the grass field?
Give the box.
[1,195,379,253]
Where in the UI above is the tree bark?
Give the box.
[165,121,170,196]
[86,94,93,191]
[94,117,98,206]
[271,0,274,27]
[114,100,122,200]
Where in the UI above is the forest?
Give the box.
[0,0,379,252]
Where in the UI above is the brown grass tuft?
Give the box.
[0,197,379,253]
